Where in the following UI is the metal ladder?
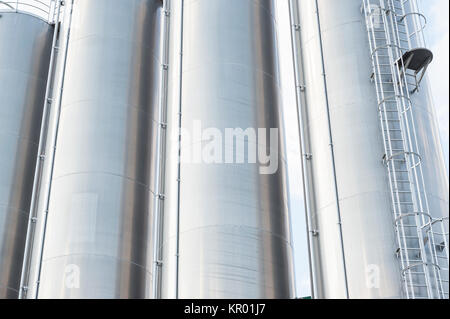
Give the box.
[362,0,448,299]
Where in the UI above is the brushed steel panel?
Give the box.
[161,0,295,299]
[0,12,53,298]
[37,0,163,299]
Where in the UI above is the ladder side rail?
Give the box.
[363,0,412,297]
[372,0,416,298]
[385,2,432,298]
[389,0,443,297]
[380,1,429,298]
[402,2,450,298]
[397,1,447,296]
[394,0,445,298]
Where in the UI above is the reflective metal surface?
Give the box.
[295,0,448,298]
[161,0,295,299]
[410,70,449,298]
[0,12,53,298]
[37,0,163,298]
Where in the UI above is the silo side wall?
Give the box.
[161,0,295,299]
[0,13,53,298]
[37,0,163,299]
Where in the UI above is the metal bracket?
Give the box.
[297,84,306,92]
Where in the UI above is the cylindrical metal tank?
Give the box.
[293,0,448,298]
[0,12,53,298]
[161,0,295,298]
[37,0,163,298]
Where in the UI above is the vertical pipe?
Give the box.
[288,0,319,299]
[153,0,171,299]
[35,0,74,298]
[174,0,185,299]
[313,0,350,298]
[19,0,62,299]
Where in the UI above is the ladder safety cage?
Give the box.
[0,0,62,24]
[362,0,449,299]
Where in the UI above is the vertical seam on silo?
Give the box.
[314,0,350,299]
[175,0,185,300]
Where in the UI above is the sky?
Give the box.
[275,0,450,297]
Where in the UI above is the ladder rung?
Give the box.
[406,272,426,275]
[407,284,429,288]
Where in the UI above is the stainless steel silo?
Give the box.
[160,0,295,299]
[36,0,163,298]
[0,12,53,298]
[290,0,449,299]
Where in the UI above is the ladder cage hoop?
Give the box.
[402,262,441,275]
[399,12,427,34]
[395,212,433,226]
[0,0,61,23]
